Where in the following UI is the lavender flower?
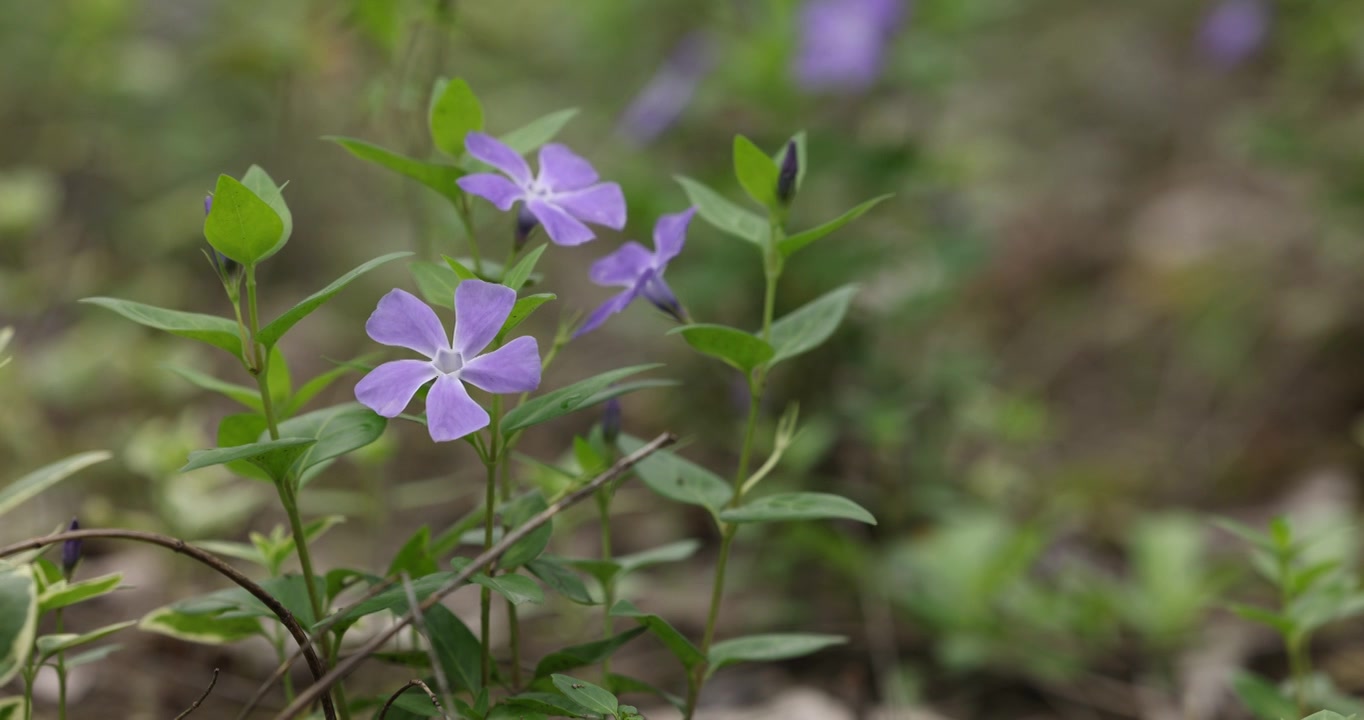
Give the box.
[576,208,695,336]
[617,32,716,146]
[355,280,541,442]
[62,517,81,577]
[794,0,906,93]
[1199,0,1270,68]
[457,133,626,247]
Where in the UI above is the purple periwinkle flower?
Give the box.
[1199,0,1270,69]
[794,0,906,93]
[576,208,695,336]
[617,32,716,146]
[355,280,541,442]
[456,133,626,247]
[62,517,81,578]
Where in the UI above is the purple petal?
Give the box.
[453,279,516,358]
[652,207,695,265]
[1199,0,1269,68]
[355,359,438,417]
[426,375,489,442]
[537,144,599,192]
[639,271,685,322]
[366,289,449,358]
[589,241,653,288]
[465,132,532,186]
[457,173,525,211]
[575,286,642,337]
[461,336,542,393]
[617,32,716,146]
[555,183,627,230]
[528,198,596,246]
[794,0,903,92]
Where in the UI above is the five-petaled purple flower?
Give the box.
[576,208,696,336]
[355,280,541,442]
[457,133,626,247]
[794,0,906,93]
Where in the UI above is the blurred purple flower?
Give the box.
[576,208,696,336]
[601,396,621,444]
[457,133,626,247]
[1199,0,1270,68]
[617,33,716,146]
[355,281,541,442]
[795,0,906,92]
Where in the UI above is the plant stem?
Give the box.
[480,395,503,690]
[56,608,67,720]
[22,667,33,720]
[456,196,483,275]
[597,488,615,677]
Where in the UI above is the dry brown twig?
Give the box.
[173,669,221,720]
[378,679,448,720]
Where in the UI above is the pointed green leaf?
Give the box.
[500,108,580,155]
[180,438,317,480]
[39,572,123,613]
[0,451,110,519]
[606,673,687,713]
[616,539,702,576]
[501,364,663,433]
[502,693,593,718]
[64,644,121,668]
[610,600,705,669]
[471,573,543,606]
[326,136,464,202]
[500,492,551,570]
[240,166,293,255]
[442,255,480,281]
[778,194,892,258]
[533,627,645,678]
[498,293,555,342]
[81,298,243,357]
[215,413,271,481]
[0,567,37,686]
[720,492,876,525]
[1231,670,1297,720]
[387,526,436,578]
[676,176,767,246]
[488,705,548,720]
[36,621,135,662]
[204,174,284,265]
[767,285,857,367]
[618,434,731,516]
[733,135,780,209]
[411,259,463,309]
[425,604,483,693]
[0,697,24,720]
[276,403,387,484]
[165,365,260,411]
[138,606,262,645]
[258,252,411,348]
[550,675,618,716]
[526,557,594,605]
[1229,603,1296,636]
[430,78,484,156]
[707,633,845,676]
[286,358,371,416]
[503,244,548,292]
[671,324,773,373]
[322,570,464,628]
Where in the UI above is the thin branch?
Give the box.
[271,432,677,720]
[0,529,337,720]
[378,679,447,720]
[400,572,455,708]
[173,668,220,720]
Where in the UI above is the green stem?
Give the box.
[456,195,483,275]
[480,395,502,690]
[55,609,67,720]
[597,489,615,677]
[22,667,33,720]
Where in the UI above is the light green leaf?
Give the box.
[610,600,705,669]
[0,451,110,519]
[526,557,594,605]
[267,346,291,412]
[215,413,271,481]
[36,621,135,662]
[411,259,463,309]
[276,403,387,485]
[550,675,618,716]
[429,78,484,157]
[204,174,285,265]
[767,285,857,367]
[501,364,663,434]
[503,244,547,292]
[139,606,262,645]
[286,358,372,416]
[64,644,121,667]
[720,492,876,525]
[322,570,464,628]
[778,194,892,258]
[675,176,767,246]
[671,324,773,373]
[258,252,411,348]
[240,166,293,256]
[618,434,731,517]
[422,604,483,694]
[39,573,123,613]
[533,627,645,678]
[0,566,37,686]
[443,255,480,281]
[326,136,464,202]
[487,705,548,720]
[1231,670,1297,720]
[498,293,555,342]
[81,298,243,357]
[707,633,845,676]
[500,108,580,155]
[471,573,544,606]
[0,697,24,720]
[180,438,317,481]
[165,365,260,411]
[733,135,779,209]
[616,539,702,576]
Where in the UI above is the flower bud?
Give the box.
[514,206,539,252]
[776,140,799,205]
[640,274,687,324]
[204,193,213,216]
[601,396,621,445]
[61,517,81,578]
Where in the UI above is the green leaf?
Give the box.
[707,633,845,677]
[425,604,483,693]
[533,627,645,678]
[1230,603,1296,636]
[204,174,285,265]
[0,451,110,519]
[610,600,705,670]
[0,566,37,686]
[36,621,135,662]
[411,259,463,309]
[322,571,463,628]
[498,293,555,342]
[500,492,551,570]
[550,675,618,716]
[721,492,876,525]
[326,137,464,203]
[258,252,411,348]
[618,434,732,517]
[778,194,892,258]
[500,108,580,154]
[487,705,548,720]
[767,284,857,367]
[240,166,293,255]
[276,403,387,485]
[1302,713,1354,720]
[1231,670,1297,720]
[526,557,594,605]
[503,244,547,292]
[215,413,271,481]
[164,365,261,411]
[733,135,779,209]
[286,358,371,416]
[443,255,480,281]
[616,540,702,576]
[471,573,544,606]
[39,572,123,613]
[670,324,773,373]
[266,346,291,413]
[429,78,484,157]
[64,644,121,668]
[675,176,767,246]
[0,697,24,720]
[606,673,686,713]
[387,526,437,579]
[138,606,262,645]
[180,438,318,481]
[502,693,593,719]
[81,298,244,357]
[501,364,663,434]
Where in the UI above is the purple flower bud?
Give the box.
[61,517,81,577]
[514,205,539,252]
[640,272,687,324]
[601,396,621,444]
[777,141,799,205]
[204,193,213,216]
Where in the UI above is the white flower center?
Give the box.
[432,347,464,375]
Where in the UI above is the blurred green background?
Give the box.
[5,0,1364,717]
